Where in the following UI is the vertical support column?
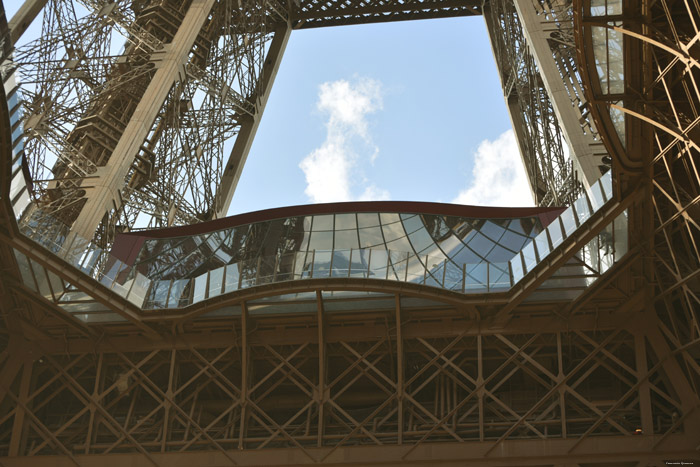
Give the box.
[316,290,325,447]
[395,294,404,445]
[238,300,249,449]
[70,0,217,239]
[9,361,32,456]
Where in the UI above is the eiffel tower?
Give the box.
[0,1,697,465]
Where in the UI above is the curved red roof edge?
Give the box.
[111,201,564,266]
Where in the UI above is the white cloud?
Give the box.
[300,78,389,203]
[452,129,535,207]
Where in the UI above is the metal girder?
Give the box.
[484,0,582,206]
[291,0,482,29]
[511,0,605,190]
[214,23,291,219]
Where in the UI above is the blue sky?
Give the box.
[228,16,534,215]
[4,3,534,216]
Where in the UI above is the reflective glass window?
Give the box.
[465,262,488,291]
[614,210,628,261]
[511,254,525,283]
[331,250,352,277]
[208,267,224,298]
[309,231,333,250]
[468,232,496,258]
[521,242,538,273]
[368,250,389,279]
[313,251,332,278]
[590,179,607,211]
[561,207,578,237]
[437,233,463,257]
[193,273,208,303]
[548,219,565,249]
[400,214,423,234]
[168,280,189,307]
[335,229,359,250]
[590,0,622,15]
[380,213,401,226]
[489,263,511,290]
[480,221,506,242]
[575,195,592,224]
[535,230,551,261]
[335,213,357,230]
[357,213,380,228]
[385,235,413,254]
[601,170,613,200]
[408,227,434,253]
[382,218,406,242]
[497,229,528,254]
[312,215,334,231]
[390,251,410,281]
[359,226,384,248]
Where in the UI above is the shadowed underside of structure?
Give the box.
[0,0,698,466]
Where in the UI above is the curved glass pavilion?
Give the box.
[113,202,560,308]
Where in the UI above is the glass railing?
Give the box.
[508,171,616,281]
[12,165,623,315]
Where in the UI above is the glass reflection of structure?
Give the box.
[128,206,552,308]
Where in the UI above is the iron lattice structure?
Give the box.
[0,0,697,466]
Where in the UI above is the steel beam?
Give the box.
[512,0,603,189]
[215,23,291,218]
[69,0,217,240]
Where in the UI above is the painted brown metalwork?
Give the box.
[0,0,698,465]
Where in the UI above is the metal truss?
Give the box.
[0,261,697,465]
[6,0,290,248]
[484,0,584,206]
[1,0,699,465]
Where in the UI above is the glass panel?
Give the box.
[535,230,551,261]
[127,273,151,307]
[313,250,332,278]
[357,213,380,228]
[309,231,333,250]
[368,250,389,279]
[168,280,189,307]
[610,101,626,146]
[489,263,511,290]
[335,213,356,230]
[521,242,538,273]
[465,262,488,292]
[208,267,224,298]
[390,251,409,282]
[511,253,525,283]
[547,218,564,248]
[331,250,352,278]
[193,272,208,302]
[589,179,606,211]
[149,280,171,308]
[614,210,628,261]
[381,217,405,242]
[224,264,240,292]
[408,227,434,253]
[351,249,371,278]
[601,170,613,201]
[406,255,425,283]
[400,214,423,234]
[560,207,578,237]
[335,229,359,249]
[574,195,592,224]
[29,258,53,300]
[312,215,334,231]
[359,227,384,248]
[444,261,464,291]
